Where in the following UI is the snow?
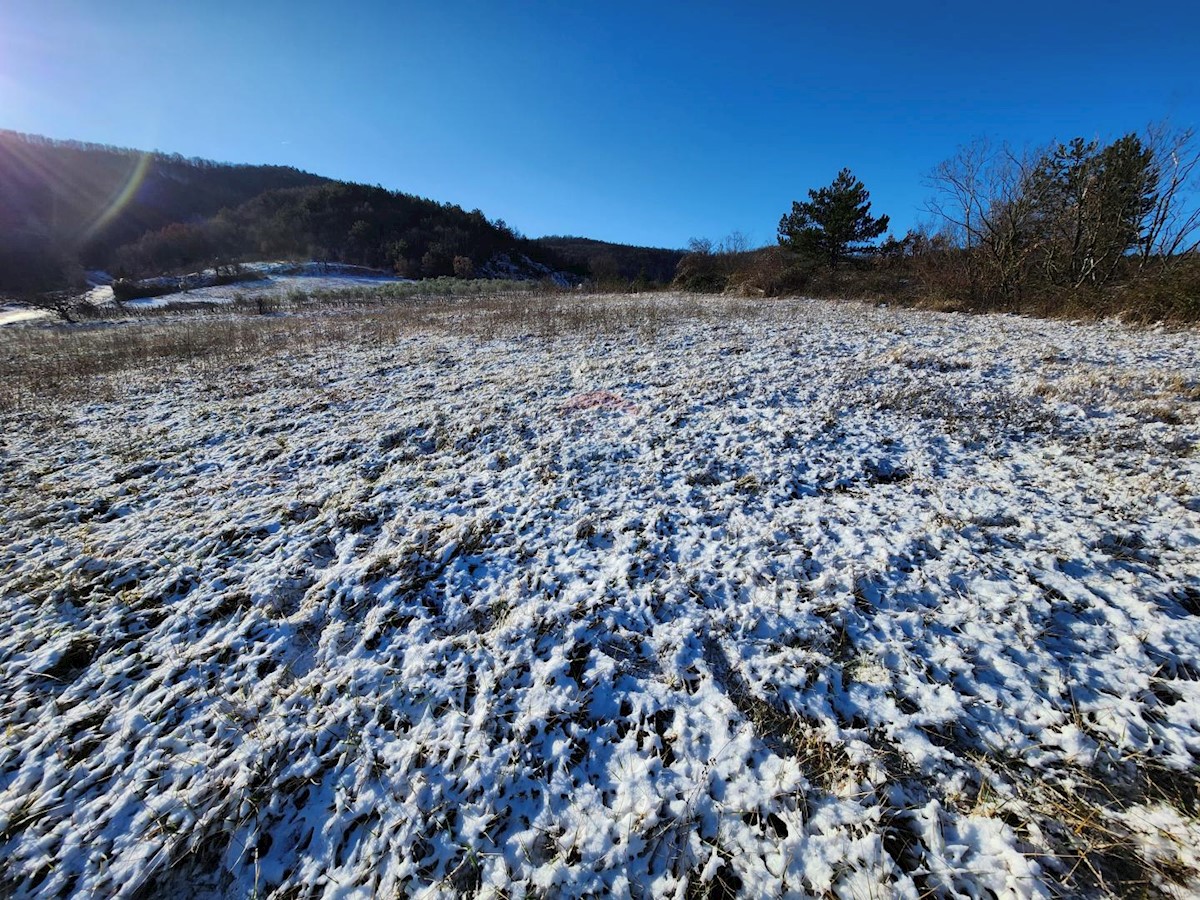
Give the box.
[0,263,410,325]
[115,262,412,310]
[1,294,1198,897]
[0,307,50,326]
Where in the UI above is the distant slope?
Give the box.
[0,130,329,291]
[0,131,672,295]
[534,235,684,284]
[137,182,564,282]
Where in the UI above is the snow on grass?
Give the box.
[0,306,52,326]
[109,263,411,311]
[1,295,1199,898]
[0,263,410,325]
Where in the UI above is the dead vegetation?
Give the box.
[0,291,769,412]
[2,290,1198,898]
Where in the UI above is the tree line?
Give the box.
[533,236,685,290]
[677,122,1200,319]
[110,182,551,281]
[0,128,689,309]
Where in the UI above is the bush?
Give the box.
[672,260,727,293]
[1112,256,1200,322]
[738,248,818,296]
[112,279,179,302]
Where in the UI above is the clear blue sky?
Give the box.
[2,0,1197,249]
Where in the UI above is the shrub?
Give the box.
[111,279,179,302]
[1112,256,1200,322]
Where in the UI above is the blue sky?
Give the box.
[2,0,1197,249]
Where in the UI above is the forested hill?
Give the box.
[533,236,685,286]
[115,182,567,283]
[0,131,578,294]
[0,130,329,290]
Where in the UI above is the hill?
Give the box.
[534,235,685,286]
[0,130,329,292]
[113,182,568,284]
[0,131,587,295]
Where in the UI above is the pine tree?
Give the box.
[777,168,890,268]
[1029,134,1157,288]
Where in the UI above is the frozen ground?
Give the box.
[1,295,1199,898]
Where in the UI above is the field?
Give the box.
[1,292,1199,898]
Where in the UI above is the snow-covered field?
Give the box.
[113,263,411,310]
[0,263,410,326]
[1,294,1199,898]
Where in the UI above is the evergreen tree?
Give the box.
[777,168,890,268]
[1029,134,1157,288]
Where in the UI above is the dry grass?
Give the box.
[0,290,769,412]
[979,751,1200,899]
[4,288,1197,897]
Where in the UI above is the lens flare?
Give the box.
[79,150,153,246]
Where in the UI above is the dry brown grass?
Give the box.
[0,291,771,412]
[960,747,1200,899]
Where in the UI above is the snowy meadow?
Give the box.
[1,293,1199,898]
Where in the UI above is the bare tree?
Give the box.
[926,139,1044,303]
[719,231,751,256]
[1137,122,1200,271]
[16,290,94,324]
[676,234,753,292]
